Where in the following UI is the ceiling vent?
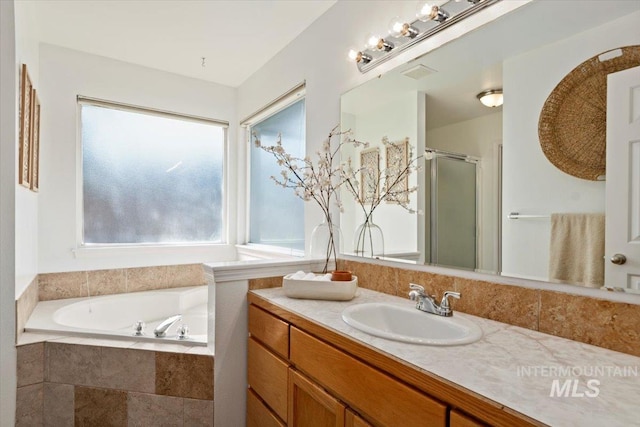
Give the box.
[401,64,437,80]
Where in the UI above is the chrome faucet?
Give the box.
[408,284,460,317]
[154,314,182,337]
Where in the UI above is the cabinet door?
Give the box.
[248,337,289,422]
[449,409,486,427]
[345,409,372,427]
[247,389,286,427]
[289,368,346,427]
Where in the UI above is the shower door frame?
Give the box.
[426,148,481,270]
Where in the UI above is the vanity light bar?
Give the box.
[350,0,501,73]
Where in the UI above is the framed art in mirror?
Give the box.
[385,137,410,204]
[360,148,379,204]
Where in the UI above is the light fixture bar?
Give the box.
[357,0,501,73]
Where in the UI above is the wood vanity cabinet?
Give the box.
[247,295,539,427]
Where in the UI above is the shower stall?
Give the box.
[424,148,479,270]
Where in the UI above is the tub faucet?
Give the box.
[408,284,460,317]
[154,314,182,337]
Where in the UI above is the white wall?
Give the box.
[37,44,239,273]
[14,0,40,297]
[426,112,502,272]
[238,1,431,249]
[502,11,640,281]
[1,1,17,424]
[342,91,419,255]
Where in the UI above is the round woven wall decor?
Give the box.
[538,45,640,180]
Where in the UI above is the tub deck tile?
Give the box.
[17,342,44,387]
[156,353,214,400]
[74,386,128,427]
[127,392,184,426]
[101,347,156,393]
[184,398,214,426]
[16,383,43,427]
[43,382,74,427]
[47,343,102,386]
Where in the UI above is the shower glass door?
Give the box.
[427,154,478,270]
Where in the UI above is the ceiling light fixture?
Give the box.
[348,0,500,73]
[476,89,504,107]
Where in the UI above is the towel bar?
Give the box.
[508,212,550,219]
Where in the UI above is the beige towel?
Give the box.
[549,213,605,288]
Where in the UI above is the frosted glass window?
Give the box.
[250,99,305,250]
[81,103,225,245]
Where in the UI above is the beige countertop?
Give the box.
[251,287,640,427]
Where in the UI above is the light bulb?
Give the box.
[388,16,419,38]
[416,1,449,22]
[347,49,372,64]
[365,33,381,50]
[388,17,405,37]
[364,33,394,52]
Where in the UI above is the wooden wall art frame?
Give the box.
[30,90,41,192]
[18,64,33,188]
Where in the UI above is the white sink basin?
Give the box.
[342,302,482,346]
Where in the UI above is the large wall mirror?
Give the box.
[340,0,640,294]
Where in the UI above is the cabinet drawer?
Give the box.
[249,304,289,359]
[449,409,487,427]
[248,337,289,422]
[247,389,285,427]
[290,327,447,427]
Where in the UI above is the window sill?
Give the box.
[235,244,305,261]
[72,243,234,259]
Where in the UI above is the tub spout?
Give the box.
[154,314,182,337]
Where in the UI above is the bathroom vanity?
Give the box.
[247,288,639,427]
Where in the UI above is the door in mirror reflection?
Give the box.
[426,153,477,270]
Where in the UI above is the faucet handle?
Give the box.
[440,291,460,311]
[409,283,425,292]
[408,283,425,301]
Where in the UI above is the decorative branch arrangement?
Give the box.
[254,126,420,266]
[253,125,368,272]
[341,136,421,256]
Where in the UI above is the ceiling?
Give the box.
[28,0,336,88]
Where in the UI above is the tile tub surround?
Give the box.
[15,264,206,338]
[340,259,640,357]
[38,263,206,301]
[15,340,214,426]
[251,287,640,427]
[16,276,39,340]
